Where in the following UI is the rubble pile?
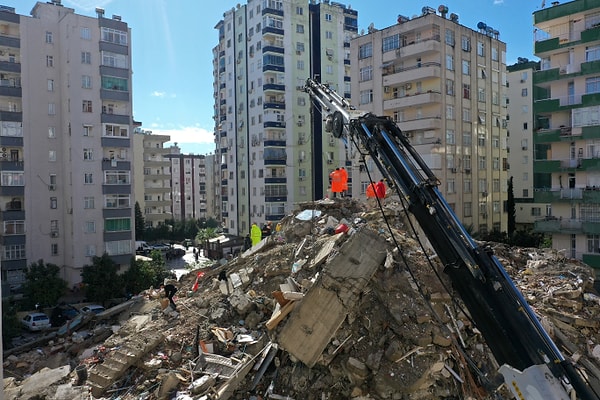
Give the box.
[4,198,600,400]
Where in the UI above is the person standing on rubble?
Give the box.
[375,179,387,206]
[330,168,343,198]
[162,281,177,310]
[250,222,261,246]
[340,166,348,197]
[366,181,377,209]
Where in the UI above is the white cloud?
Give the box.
[148,126,214,145]
[151,91,166,98]
[493,0,504,4]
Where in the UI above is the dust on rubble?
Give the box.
[4,197,600,400]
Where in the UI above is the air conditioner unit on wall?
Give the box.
[51,231,59,238]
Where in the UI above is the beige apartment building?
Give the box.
[533,0,600,273]
[132,128,173,228]
[0,1,134,295]
[350,7,509,235]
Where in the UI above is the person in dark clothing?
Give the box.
[163,284,178,308]
[244,234,252,250]
[261,222,272,239]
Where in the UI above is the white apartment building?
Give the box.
[507,59,548,230]
[212,0,357,236]
[132,129,173,228]
[351,7,509,235]
[0,1,134,295]
[532,0,600,274]
[166,150,208,222]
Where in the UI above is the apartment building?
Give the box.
[132,128,173,228]
[0,1,134,295]
[532,0,600,273]
[507,59,547,230]
[166,150,207,221]
[212,0,357,236]
[351,6,508,235]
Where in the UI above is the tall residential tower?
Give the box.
[0,1,134,295]
[212,0,357,236]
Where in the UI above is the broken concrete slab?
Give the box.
[277,228,388,367]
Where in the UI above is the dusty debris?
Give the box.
[3,198,600,399]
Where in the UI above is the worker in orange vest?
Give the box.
[375,179,387,206]
[339,167,348,197]
[366,181,377,208]
[330,168,343,198]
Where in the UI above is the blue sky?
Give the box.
[4,0,544,154]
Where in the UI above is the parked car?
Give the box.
[21,312,51,332]
[81,304,105,314]
[50,304,80,327]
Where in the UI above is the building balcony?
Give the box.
[382,63,441,86]
[262,7,284,17]
[263,64,285,73]
[0,136,22,146]
[264,121,286,129]
[263,101,285,110]
[0,159,23,171]
[393,37,441,59]
[262,26,284,36]
[264,158,286,166]
[264,140,286,147]
[0,85,20,97]
[384,90,441,109]
[265,177,286,184]
[0,185,23,196]
[262,45,284,54]
[102,159,130,170]
[263,83,285,92]
[397,116,441,132]
[0,36,19,49]
[101,113,130,125]
[265,196,287,202]
[0,110,21,122]
[2,209,24,220]
[534,217,582,233]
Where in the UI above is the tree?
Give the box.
[81,253,124,305]
[22,259,67,309]
[507,176,516,238]
[123,251,171,295]
[2,299,20,348]
[135,201,145,240]
[196,227,219,247]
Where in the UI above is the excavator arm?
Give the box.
[304,77,599,400]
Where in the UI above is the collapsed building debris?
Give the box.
[3,198,600,399]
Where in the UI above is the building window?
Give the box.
[84,196,95,209]
[83,125,92,136]
[48,150,56,162]
[101,27,127,45]
[105,194,130,208]
[477,41,485,56]
[586,45,600,62]
[4,220,25,235]
[521,88,528,97]
[382,34,400,52]
[325,13,332,21]
[446,129,455,144]
[101,76,128,91]
[104,170,130,184]
[105,240,132,256]
[464,202,472,217]
[84,221,96,233]
[446,105,454,120]
[82,75,92,89]
[81,51,91,64]
[82,100,92,112]
[81,27,91,40]
[491,47,498,61]
[359,89,373,104]
[296,24,304,34]
[296,6,303,15]
[478,88,486,102]
[83,148,93,160]
[48,103,55,115]
[105,218,131,232]
[51,244,58,256]
[85,245,96,257]
[461,35,470,51]
[84,173,93,184]
[462,60,470,75]
[445,29,455,46]
[359,43,373,59]
[47,79,54,91]
[325,31,333,39]
[360,66,373,81]
[463,84,470,99]
[446,54,454,71]
[46,55,54,67]
[446,79,454,95]
[1,171,24,186]
[297,60,304,70]
[48,126,56,138]
[45,31,53,43]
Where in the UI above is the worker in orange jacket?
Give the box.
[366,182,377,208]
[339,167,348,197]
[330,168,343,198]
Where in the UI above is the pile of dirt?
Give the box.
[4,197,600,400]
